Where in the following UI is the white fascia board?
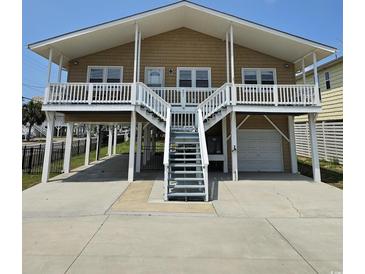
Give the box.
[29,1,336,55]
[232,105,322,114]
[184,2,336,53]
[28,2,186,50]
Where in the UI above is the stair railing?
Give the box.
[197,83,231,121]
[163,107,172,201]
[197,109,209,201]
[136,82,171,121]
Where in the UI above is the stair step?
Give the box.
[169,185,205,189]
[170,158,201,162]
[170,170,203,174]
[173,135,199,139]
[168,192,206,197]
[171,177,204,181]
[170,163,202,167]
[174,141,200,145]
[170,152,200,155]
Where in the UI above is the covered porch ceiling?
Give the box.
[28,1,336,71]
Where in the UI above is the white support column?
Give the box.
[313,52,318,86]
[151,128,155,157]
[46,48,53,84]
[133,24,139,83]
[146,127,151,161]
[57,54,63,83]
[301,58,306,84]
[226,31,230,83]
[308,113,321,182]
[230,112,238,181]
[108,126,113,157]
[136,122,142,172]
[288,116,298,174]
[85,125,91,166]
[95,125,100,161]
[137,31,141,82]
[113,125,117,155]
[128,112,137,182]
[222,117,228,173]
[41,112,55,183]
[63,123,74,174]
[143,125,148,165]
[230,25,235,85]
[312,52,320,105]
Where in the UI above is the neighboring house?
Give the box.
[28,1,336,201]
[295,57,343,163]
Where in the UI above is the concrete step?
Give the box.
[167,192,206,198]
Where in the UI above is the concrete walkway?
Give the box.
[23,155,342,274]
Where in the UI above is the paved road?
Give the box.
[23,155,342,274]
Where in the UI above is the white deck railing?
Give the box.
[163,108,171,201]
[236,84,319,106]
[197,109,209,201]
[171,110,196,129]
[44,83,319,111]
[197,83,231,120]
[152,87,216,106]
[136,82,170,121]
[46,83,132,104]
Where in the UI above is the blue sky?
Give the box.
[22,0,343,99]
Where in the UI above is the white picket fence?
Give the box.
[295,121,343,164]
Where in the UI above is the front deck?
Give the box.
[43,82,320,114]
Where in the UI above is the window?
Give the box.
[87,66,123,83]
[177,68,211,87]
[196,70,209,87]
[243,70,258,84]
[325,71,331,90]
[242,68,277,85]
[145,67,164,87]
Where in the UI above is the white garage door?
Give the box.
[238,129,284,172]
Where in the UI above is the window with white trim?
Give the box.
[145,67,164,87]
[242,68,277,85]
[177,68,211,88]
[87,66,123,83]
[324,71,331,90]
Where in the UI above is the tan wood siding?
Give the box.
[68,28,296,86]
[296,61,343,122]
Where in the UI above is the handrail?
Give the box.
[197,83,231,120]
[197,109,209,201]
[163,107,171,201]
[136,82,171,121]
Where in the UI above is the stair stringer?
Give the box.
[135,105,166,132]
[203,106,233,131]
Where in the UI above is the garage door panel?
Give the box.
[238,129,284,172]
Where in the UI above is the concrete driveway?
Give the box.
[23,156,342,274]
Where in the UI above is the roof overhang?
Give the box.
[28,1,336,70]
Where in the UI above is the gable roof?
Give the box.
[28,1,336,70]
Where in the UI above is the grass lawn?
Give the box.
[297,156,343,189]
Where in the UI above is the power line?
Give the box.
[22,83,45,89]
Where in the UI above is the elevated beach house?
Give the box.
[28,1,336,201]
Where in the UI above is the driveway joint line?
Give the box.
[104,182,131,215]
[64,215,110,274]
[222,182,249,216]
[265,218,319,274]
